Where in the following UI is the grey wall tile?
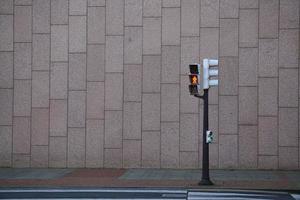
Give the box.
[180,152,198,169]
[279,69,298,107]
[161,122,179,168]
[161,84,179,122]
[50,100,67,137]
[279,0,299,29]
[142,131,160,168]
[279,29,299,68]
[31,145,48,168]
[258,117,278,155]
[69,16,86,52]
[14,80,31,117]
[32,34,50,70]
[105,73,123,110]
[0,89,12,125]
[50,62,68,99]
[68,128,85,167]
[279,108,298,147]
[69,0,86,15]
[279,147,298,169]
[87,82,104,119]
[125,0,142,26]
[200,28,219,62]
[0,16,13,51]
[31,108,49,145]
[180,114,198,152]
[69,53,86,90]
[0,126,12,167]
[162,8,180,45]
[0,52,13,88]
[51,0,68,25]
[88,7,105,44]
[258,78,278,116]
[143,55,161,93]
[143,0,161,17]
[239,9,258,47]
[219,134,238,168]
[14,43,31,80]
[181,0,200,36]
[259,39,278,77]
[240,0,258,8]
[32,71,49,108]
[104,148,122,168]
[162,46,180,83]
[239,125,258,168]
[209,105,219,144]
[86,120,104,168]
[33,0,50,33]
[87,44,105,81]
[258,156,278,169]
[106,36,123,72]
[259,0,278,38]
[14,6,32,42]
[142,94,160,131]
[13,154,30,168]
[163,0,180,7]
[181,37,199,75]
[51,25,68,61]
[239,87,257,125]
[15,0,32,5]
[239,48,258,86]
[123,140,141,168]
[49,137,67,167]
[219,57,238,95]
[200,0,219,27]
[106,0,124,35]
[219,96,238,134]
[124,102,142,140]
[13,117,30,154]
[124,65,142,102]
[68,91,86,127]
[104,111,122,148]
[124,27,142,64]
[220,19,238,56]
[88,0,105,6]
[220,0,239,18]
[0,0,13,14]
[143,18,161,55]
[180,75,199,113]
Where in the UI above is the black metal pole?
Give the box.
[198,89,213,185]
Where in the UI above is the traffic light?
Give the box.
[206,130,213,143]
[188,64,203,95]
[202,59,219,89]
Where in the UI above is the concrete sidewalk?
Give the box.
[0,168,299,191]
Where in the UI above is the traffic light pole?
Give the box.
[195,89,213,185]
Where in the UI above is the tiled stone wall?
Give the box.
[0,0,299,169]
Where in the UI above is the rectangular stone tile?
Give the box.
[105,73,123,110]
[200,28,219,62]
[181,37,199,75]
[13,117,30,154]
[124,102,141,140]
[31,145,48,168]
[68,128,85,168]
[50,62,68,99]
[209,86,219,105]
[33,0,50,33]
[219,57,238,95]
[239,48,258,86]
[15,0,32,5]
[162,46,180,83]
[69,16,86,52]
[0,126,12,167]
[88,6,105,44]
[104,111,122,148]
[279,147,298,170]
[106,36,123,72]
[124,27,142,64]
[104,148,122,168]
[14,6,31,42]
[143,55,161,93]
[125,0,142,26]
[50,100,67,136]
[86,120,104,168]
[51,0,68,25]
[279,29,299,68]
[208,143,219,169]
[162,8,180,45]
[161,123,179,168]
[258,156,278,169]
[13,154,30,168]
[32,71,49,108]
[69,53,86,90]
[180,114,198,152]
[69,0,87,15]
[240,0,258,8]
[14,80,31,117]
[124,65,142,102]
[161,84,179,122]
[279,108,298,147]
[258,78,278,116]
[87,82,104,119]
[143,18,161,55]
[88,0,105,6]
[163,0,180,7]
[209,105,219,143]
[0,15,13,51]
[181,0,199,36]
[219,134,238,168]
[220,19,238,56]
[51,25,68,61]
[239,9,258,47]
[0,52,13,88]
[280,0,299,29]
[106,0,124,35]
[123,140,141,168]
[143,0,161,17]
[239,87,257,125]
[259,39,278,77]
[219,96,238,134]
[258,116,278,155]
[0,0,13,14]
[0,89,13,124]
[31,108,49,145]
[68,91,86,127]
[14,43,31,79]
[200,0,219,27]
[259,0,279,38]
[180,152,198,169]
[279,69,298,107]
[49,137,67,167]
[180,75,199,113]
[87,44,105,81]
[239,125,258,169]
[220,0,239,18]
[32,34,50,70]
[142,131,160,168]
[142,94,160,131]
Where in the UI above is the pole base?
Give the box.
[198,179,214,186]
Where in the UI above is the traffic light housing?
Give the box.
[206,130,213,143]
[188,64,203,96]
[203,59,219,89]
